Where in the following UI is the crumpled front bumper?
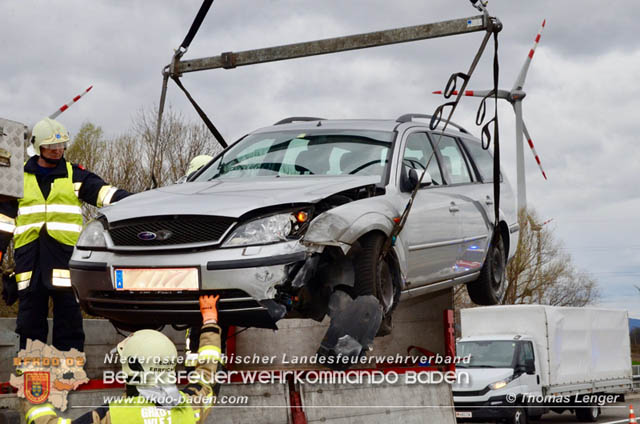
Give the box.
[69,240,308,329]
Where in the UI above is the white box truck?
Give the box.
[453,305,633,423]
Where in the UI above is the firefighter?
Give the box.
[187,155,213,177]
[0,117,131,351]
[177,155,213,183]
[23,295,223,424]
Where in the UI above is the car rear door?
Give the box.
[429,133,490,275]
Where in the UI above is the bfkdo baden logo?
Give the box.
[10,339,89,411]
[24,371,50,404]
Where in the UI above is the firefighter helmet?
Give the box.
[117,329,178,385]
[31,118,70,154]
[187,155,213,176]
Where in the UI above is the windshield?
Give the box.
[195,130,393,182]
[456,341,517,369]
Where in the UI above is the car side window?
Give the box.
[518,341,535,365]
[432,134,472,184]
[403,133,443,186]
[461,138,497,183]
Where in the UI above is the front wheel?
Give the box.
[575,405,599,422]
[510,407,528,424]
[352,233,401,336]
[466,234,506,305]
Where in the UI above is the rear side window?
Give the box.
[461,138,496,183]
[432,135,472,184]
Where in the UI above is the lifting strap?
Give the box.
[172,0,227,148]
[171,76,228,148]
[179,0,214,52]
[150,0,222,188]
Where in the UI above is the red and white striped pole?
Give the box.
[49,85,93,119]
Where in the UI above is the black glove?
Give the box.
[2,272,17,306]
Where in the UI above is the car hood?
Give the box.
[452,368,513,392]
[102,176,381,223]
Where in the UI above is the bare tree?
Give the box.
[455,208,601,308]
[66,104,223,193]
[133,106,224,187]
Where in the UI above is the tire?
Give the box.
[575,405,599,422]
[510,407,528,424]
[352,233,400,336]
[466,234,506,305]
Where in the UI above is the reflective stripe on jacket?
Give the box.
[15,162,83,249]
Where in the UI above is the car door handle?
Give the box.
[449,202,459,213]
[485,196,493,206]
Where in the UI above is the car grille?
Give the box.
[86,289,260,313]
[108,215,235,246]
[452,387,490,397]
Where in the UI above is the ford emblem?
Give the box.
[137,231,157,241]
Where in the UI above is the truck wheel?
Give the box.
[510,407,528,424]
[352,233,400,336]
[575,406,599,422]
[466,234,506,305]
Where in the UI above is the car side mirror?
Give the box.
[402,166,433,192]
[524,358,535,374]
[408,168,432,189]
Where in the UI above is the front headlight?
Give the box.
[488,376,512,390]
[222,211,309,247]
[76,220,107,250]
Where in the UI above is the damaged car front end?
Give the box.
[70,124,403,359]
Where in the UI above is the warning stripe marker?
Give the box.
[49,85,93,119]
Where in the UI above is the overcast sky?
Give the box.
[2,0,638,317]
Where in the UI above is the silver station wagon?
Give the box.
[69,114,518,356]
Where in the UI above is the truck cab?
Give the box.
[453,334,543,422]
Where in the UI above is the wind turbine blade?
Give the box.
[521,120,547,180]
[432,89,490,97]
[432,89,511,99]
[512,19,546,91]
[49,86,93,119]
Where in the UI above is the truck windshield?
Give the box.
[195,130,393,182]
[456,340,516,369]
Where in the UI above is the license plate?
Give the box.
[455,411,472,418]
[114,268,199,291]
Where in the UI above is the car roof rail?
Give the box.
[396,113,469,134]
[274,116,326,125]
